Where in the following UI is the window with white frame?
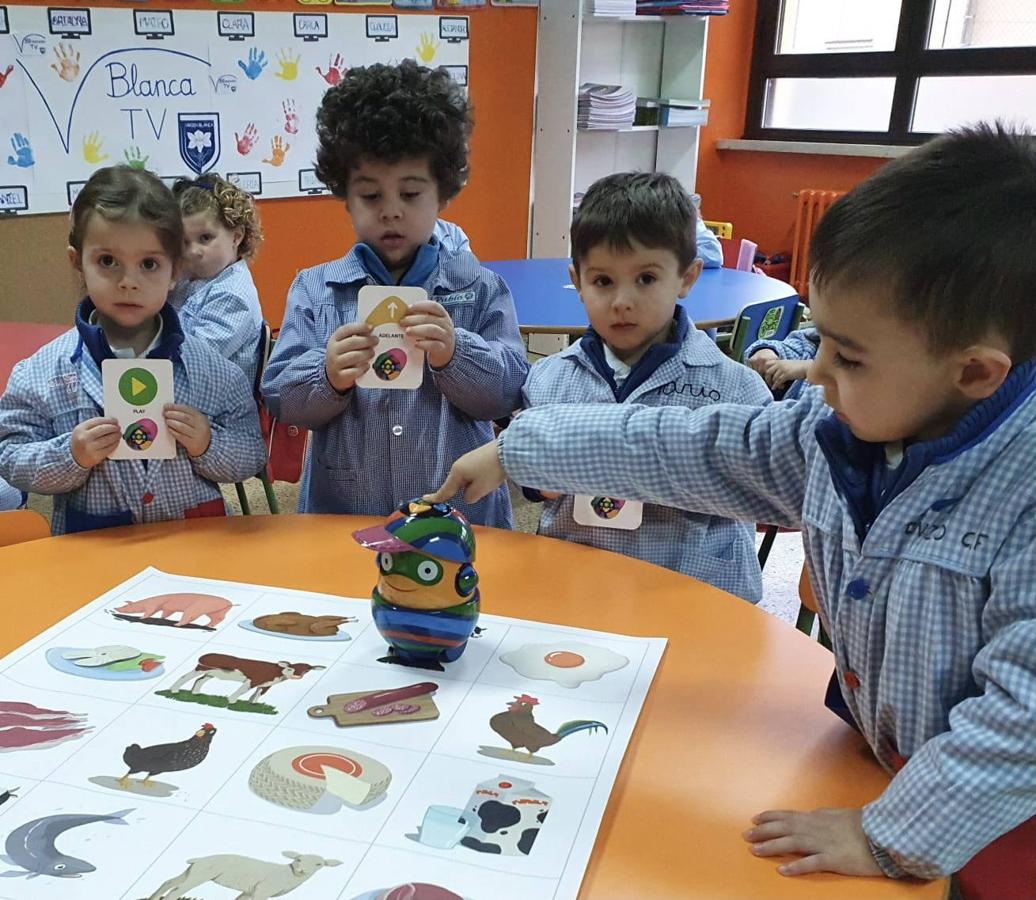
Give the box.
[745,0,1036,144]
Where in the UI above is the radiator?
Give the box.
[790,190,844,299]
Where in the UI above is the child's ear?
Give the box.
[232,226,245,251]
[568,262,582,294]
[956,344,1012,400]
[67,245,82,271]
[676,258,704,298]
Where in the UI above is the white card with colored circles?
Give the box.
[572,495,643,530]
[101,358,176,460]
[355,285,427,390]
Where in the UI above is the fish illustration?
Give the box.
[0,809,132,878]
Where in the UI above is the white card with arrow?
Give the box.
[355,285,427,390]
[101,358,176,460]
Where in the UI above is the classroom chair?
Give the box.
[717,237,760,273]
[234,322,282,516]
[796,563,831,648]
[718,297,804,363]
[0,509,50,547]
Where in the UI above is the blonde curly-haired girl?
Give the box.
[171,175,264,388]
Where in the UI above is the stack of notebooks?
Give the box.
[636,97,710,127]
[585,0,637,15]
[578,83,637,129]
[636,0,729,14]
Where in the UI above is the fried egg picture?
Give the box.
[499,641,629,688]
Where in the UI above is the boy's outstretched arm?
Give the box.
[431,394,824,527]
[424,438,505,505]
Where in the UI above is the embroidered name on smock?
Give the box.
[904,518,991,549]
[438,290,476,305]
[659,381,721,401]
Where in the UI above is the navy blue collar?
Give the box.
[354,235,441,287]
[816,359,1036,542]
[579,306,690,401]
[72,298,185,367]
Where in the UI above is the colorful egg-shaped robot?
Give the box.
[353,499,479,666]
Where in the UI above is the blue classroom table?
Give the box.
[484,257,799,334]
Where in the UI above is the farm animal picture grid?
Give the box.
[0,568,665,899]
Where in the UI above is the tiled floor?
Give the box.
[30,478,807,627]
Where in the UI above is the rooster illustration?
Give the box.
[118,723,217,788]
[489,695,607,756]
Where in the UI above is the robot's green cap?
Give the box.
[352,499,475,564]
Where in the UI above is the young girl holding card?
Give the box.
[0,165,266,534]
[261,61,528,526]
[171,175,264,388]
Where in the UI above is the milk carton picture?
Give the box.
[458,774,552,856]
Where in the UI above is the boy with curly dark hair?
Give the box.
[262,60,528,525]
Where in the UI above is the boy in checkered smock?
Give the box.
[428,124,1036,899]
[746,326,820,400]
[521,173,771,603]
[261,60,528,527]
[0,167,266,535]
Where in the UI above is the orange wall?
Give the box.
[696,0,886,255]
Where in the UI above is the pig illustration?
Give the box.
[114,593,235,628]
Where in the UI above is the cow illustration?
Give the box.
[167,654,325,705]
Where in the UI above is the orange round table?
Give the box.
[2,515,947,900]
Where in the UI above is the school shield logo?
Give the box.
[177,113,220,175]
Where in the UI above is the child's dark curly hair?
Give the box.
[315,60,472,201]
[171,174,263,260]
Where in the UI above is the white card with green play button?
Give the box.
[101,359,176,460]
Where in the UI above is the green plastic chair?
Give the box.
[719,298,805,362]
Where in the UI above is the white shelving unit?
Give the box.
[531,4,710,256]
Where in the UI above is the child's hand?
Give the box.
[743,807,883,877]
[747,348,778,376]
[762,358,812,390]
[70,417,120,468]
[325,322,376,393]
[163,404,211,458]
[424,440,505,505]
[401,301,455,369]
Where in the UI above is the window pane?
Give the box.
[777,0,903,54]
[928,0,1036,49]
[912,75,1036,132]
[764,78,895,131]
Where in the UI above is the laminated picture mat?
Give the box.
[0,567,664,898]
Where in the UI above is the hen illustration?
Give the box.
[489,695,607,755]
[119,723,217,788]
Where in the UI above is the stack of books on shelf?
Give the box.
[578,83,637,130]
[635,0,729,15]
[585,0,637,16]
[635,97,710,127]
